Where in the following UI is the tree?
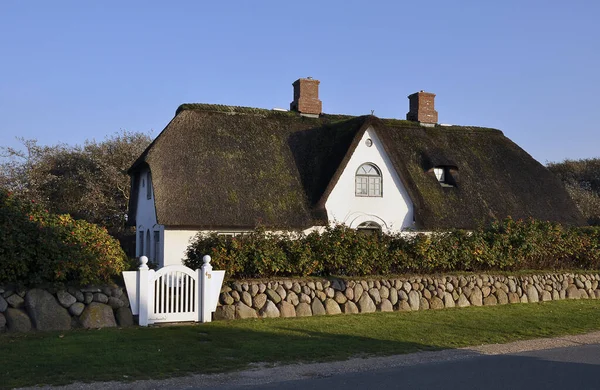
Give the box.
[0,131,152,242]
[547,158,600,225]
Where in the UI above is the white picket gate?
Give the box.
[149,265,198,323]
[123,255,225,326]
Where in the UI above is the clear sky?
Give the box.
[1,1,598,164]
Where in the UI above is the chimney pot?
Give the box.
[290,78,322,116]
[407,91,438,125]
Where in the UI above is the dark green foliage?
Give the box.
[185,219,600,279]
[547,158,600,225]
[0,131,152,242]
[0,189,127,286]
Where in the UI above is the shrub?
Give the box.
[184,218,600,279]
[0,189,127,286]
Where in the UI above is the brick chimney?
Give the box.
[290,77,322,117]
[406,91,438,126]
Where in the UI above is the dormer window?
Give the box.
[432,166,456,187]
[355,163,382,197]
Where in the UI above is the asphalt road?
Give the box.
[204,343,600,390]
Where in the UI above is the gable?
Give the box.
[324,127,415,232]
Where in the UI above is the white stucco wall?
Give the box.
[163,229,251,267]
[162,229,197,267]
[324,127,414,233]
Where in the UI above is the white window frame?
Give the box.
[217,232,246,238]
[433,166,456,187]
[434,167,445,182]
[355,163,382,197]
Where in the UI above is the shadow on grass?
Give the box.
[0,322,435,389]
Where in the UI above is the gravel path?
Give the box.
[17,331,600,390]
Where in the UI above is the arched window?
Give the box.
[138,229,144,257]
[355,163,382,197]
[357,221,382,235]
[146,230,151,259]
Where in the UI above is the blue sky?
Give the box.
[1,1,598,164]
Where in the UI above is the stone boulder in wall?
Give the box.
[80,302,117,328]
[25,289,71,331]
[5,308,32,332]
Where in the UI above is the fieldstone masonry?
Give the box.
[3,272,599,331]
[0,284,133,332]
[214,273,600,320]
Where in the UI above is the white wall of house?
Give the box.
[163,229,250,267]
[324,127,414,233]
[135,168,164,267]
[163,229,197,267]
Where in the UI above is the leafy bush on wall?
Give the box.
[0,189,127,286]
[185,219,600,278]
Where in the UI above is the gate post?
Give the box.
[138,256,150,326]
[195,267,202,322]
[200,255,213,323]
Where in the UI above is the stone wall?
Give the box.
[4,272,598,331]
[214,273,600,320]
[0,285,133,332]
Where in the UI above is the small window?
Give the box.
[146,230,151,259]
[153,231,160,263]
[355,163,382,197]
[432,166,456,187]
[146,172,152,200]
[357,221,382,235]
[433,167,445,182]
[138,231,144,257]
[217,232,246,238]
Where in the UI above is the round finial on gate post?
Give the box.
[139,256,149,270]
[202,255,212,265]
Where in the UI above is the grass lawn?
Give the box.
[2,299,600,389]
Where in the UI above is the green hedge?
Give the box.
[0,189,127,286]
[184,219,600,278]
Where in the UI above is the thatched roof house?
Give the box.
[128,78,584,266]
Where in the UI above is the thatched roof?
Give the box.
[128,104,584,229]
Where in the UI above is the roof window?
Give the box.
[432,166,457,187]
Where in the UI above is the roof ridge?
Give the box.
[176,104,502,134]
[175,103,368,119]
[176,103,287,116]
